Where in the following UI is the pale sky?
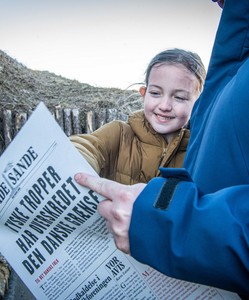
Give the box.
[0,0,222,89]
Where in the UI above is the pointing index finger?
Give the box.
[74,172,122,200]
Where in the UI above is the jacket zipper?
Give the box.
[158,147,167,168]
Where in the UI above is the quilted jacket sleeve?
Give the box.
[70,121,122,175]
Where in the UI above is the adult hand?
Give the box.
[74,173,146,254]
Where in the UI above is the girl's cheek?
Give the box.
[176,105,192,119]
[144,100,155,110]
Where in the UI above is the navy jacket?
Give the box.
[129,0,249,294]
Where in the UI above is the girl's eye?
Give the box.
[174,96,188,101]
[149,91,161,97]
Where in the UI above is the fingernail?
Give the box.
[74,173,81,181]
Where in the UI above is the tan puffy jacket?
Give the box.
[70,110,189,184]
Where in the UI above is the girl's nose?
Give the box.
[158,97,172,111]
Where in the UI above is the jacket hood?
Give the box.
[128,110,165,146]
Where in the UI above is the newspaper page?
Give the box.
[0,102,240,299]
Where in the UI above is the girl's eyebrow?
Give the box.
[174,89,191,94]
[149,84,190,94]
[147,84,162,89]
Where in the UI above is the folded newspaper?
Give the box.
[0,102,240,299]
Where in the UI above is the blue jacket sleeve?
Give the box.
[129,168,249,295]
[129,0,249,296]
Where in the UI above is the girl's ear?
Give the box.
[139,86,146,97]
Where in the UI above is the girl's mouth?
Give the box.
[155,113,174,122]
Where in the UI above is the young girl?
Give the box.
[70,48,206,184]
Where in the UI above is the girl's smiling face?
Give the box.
[141,63,201,143]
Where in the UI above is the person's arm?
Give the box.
[129,168,249,295]
[70,121,122,174]
[74,170,249,295]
